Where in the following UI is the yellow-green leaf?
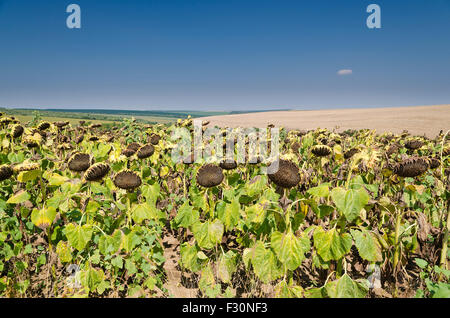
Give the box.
[6,190,30,204]
[31,206,57,230]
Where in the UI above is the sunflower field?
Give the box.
[0,113,449,298]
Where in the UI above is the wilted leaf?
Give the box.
[192,219,224,250]
[307,184,329,198]
[271,230,310,270]
[64,224,93,251]
[249,241,283,283]
[6,190,30,204]
[17,169,41,182]
[351,229,382,262]
[173,201,198,228]
[325,274,369,298]
[313,227,352,261]
[218,199,240,231]
[217,250,238,283]
[56,241,72,263]
[331,187,370,222]
[31,206,57,230]
[179,242,206,272]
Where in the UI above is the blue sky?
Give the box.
[0,0,449,111]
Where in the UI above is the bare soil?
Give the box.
[198,105,450,138]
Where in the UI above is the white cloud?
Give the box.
[337,69,353,76]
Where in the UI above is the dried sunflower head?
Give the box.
[13,162,40,172]
[311,145,332,157]
[268,159,300,188]
[291,142,301,154]
[344,148,359,160]
[68,153,92,172]
[127,142,141,152]
[0,117,12,126]
[220,159,237,170]
[0,165,13,181]
[137,144,154,159]
[386,144,399,156]
[54,121,69,129]
[404,139,423,150]
[11,124,24,138]
[196,164,224,188]
[84,163,110,181]
[23,133,42,148]
[37,121,51,131]
[394,157,429,178]
[57,143,73,151]
[428,157,440,169]
[150,134,161,145]
[75,135,84,144]
[113,170,142,190]
[442,147,450,157]
[122,148,136,157]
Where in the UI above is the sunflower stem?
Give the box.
[439,203,450,280]
[393,207,403,274]
[126,192,132,228]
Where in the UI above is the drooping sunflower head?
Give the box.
[428,157,440,169]
[405,139,423,150]
[0,165,13,182]
[11,124,24,138]
[196,164,224,188]
[13,162,40,173]
[75,135,84,144]
[57,143,73,151]
[68,153,92,172]
[136,144,154,159]
[1,117,12,126]
[394,157,429,178]
[291,142,301,154]
[311,145,332,157]
[122,148,136,158]
[268,159,300,188]
[442,147,450,157]
[127,142,141,152]
[150,134,161,145]
[404,139,424,150]
[344,148,359,160]
[89,123,102,129]
[84,163,110,181]
[113,170,142,190]
[37,121,51,131]
[23,133,42,148]
[386,144,399,157]
[220,159,237,170]
[54,121,69,129]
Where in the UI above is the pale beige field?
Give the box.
[198,105,450,138]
